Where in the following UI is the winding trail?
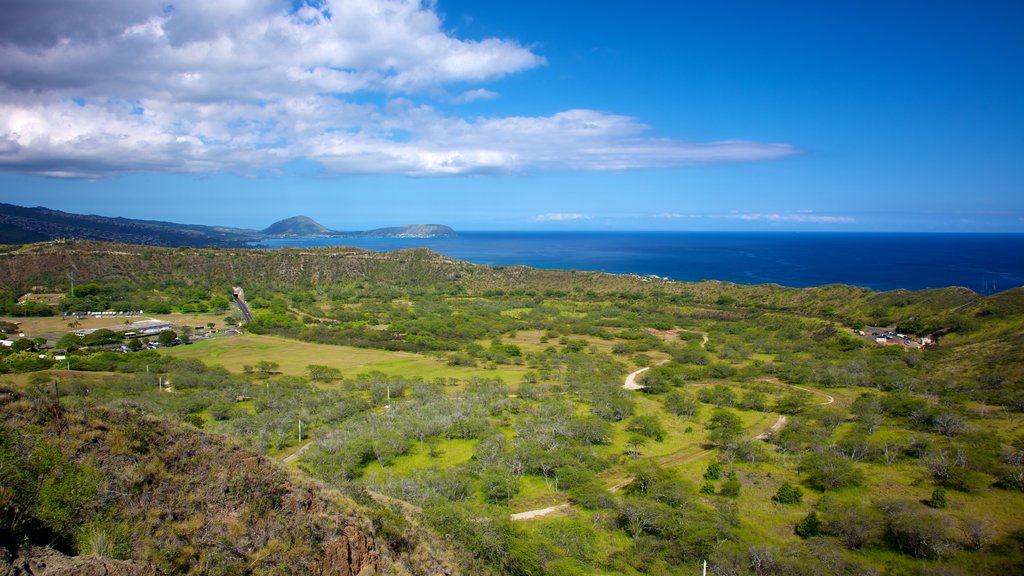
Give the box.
[789,384,835,405]
[622,359,670,391]
[511,346,834,521]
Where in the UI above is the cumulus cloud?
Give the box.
[535,213,591,222]
[0,0,797,178]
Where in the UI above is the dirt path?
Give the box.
[790,385,835,405]
[755,415,788,440]
[511,378,834,521]
[622,359,670,391]
[282,440,314,464]
[509,503,572,521]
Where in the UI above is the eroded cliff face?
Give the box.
[312,526,381,576]
[0,387,455,576]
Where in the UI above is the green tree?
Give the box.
[626,414,666,442]
[663,390,699,419]
[56,333,83,351]
[157,330,178,346]
[307,364,342,383]
[626,435,648,460]
[256,360,280,375]
[480,467,520,505]
[707,408,744,448]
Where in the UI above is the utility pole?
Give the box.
[298,419,303,442]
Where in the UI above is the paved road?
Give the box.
[232,286,253,325]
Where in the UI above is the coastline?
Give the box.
[251,231,1024,295]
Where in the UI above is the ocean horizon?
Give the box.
[255,231,1024,295]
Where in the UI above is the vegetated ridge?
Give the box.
[0,203,259,248]
[0,203,456,247]
[0,385,458,575]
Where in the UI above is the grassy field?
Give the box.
[162,333,531,383]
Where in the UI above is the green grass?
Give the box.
[363,438,477,478]
[510,475,565,512]
[162,333,529,383]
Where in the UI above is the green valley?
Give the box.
[1,241,1023,575]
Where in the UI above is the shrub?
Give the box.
[879,500,956,558]
[182,413,204,428]
[773,482,803,505]
[929,487,947,509]
[720,472,741,498]
[795,511,823,538]
[703,463,722,481]
[800,452,865,491]
[821,499,884,549]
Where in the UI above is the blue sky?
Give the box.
[1,0,1022,231]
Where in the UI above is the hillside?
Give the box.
[0,203,260,247]
[0,385,457,575]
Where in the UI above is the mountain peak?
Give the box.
[262,215,334,236]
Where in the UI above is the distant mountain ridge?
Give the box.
[0,203,456,246]
[260,215,456,239]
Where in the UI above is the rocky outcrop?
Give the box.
[0,547,160,576]
[312,525,381,576]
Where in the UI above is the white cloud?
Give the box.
[535,213,591,222]
[453,88,499,103]
[650,211,854,224]
[0,0,797,178]
[724,211,855,224]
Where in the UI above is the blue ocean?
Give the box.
[257,232,1024,295]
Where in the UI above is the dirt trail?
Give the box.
[790,385,835,405]
[509,503,571,521]
[282,440,314,464]
[755,415,788,440]
[511,361,835,521]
